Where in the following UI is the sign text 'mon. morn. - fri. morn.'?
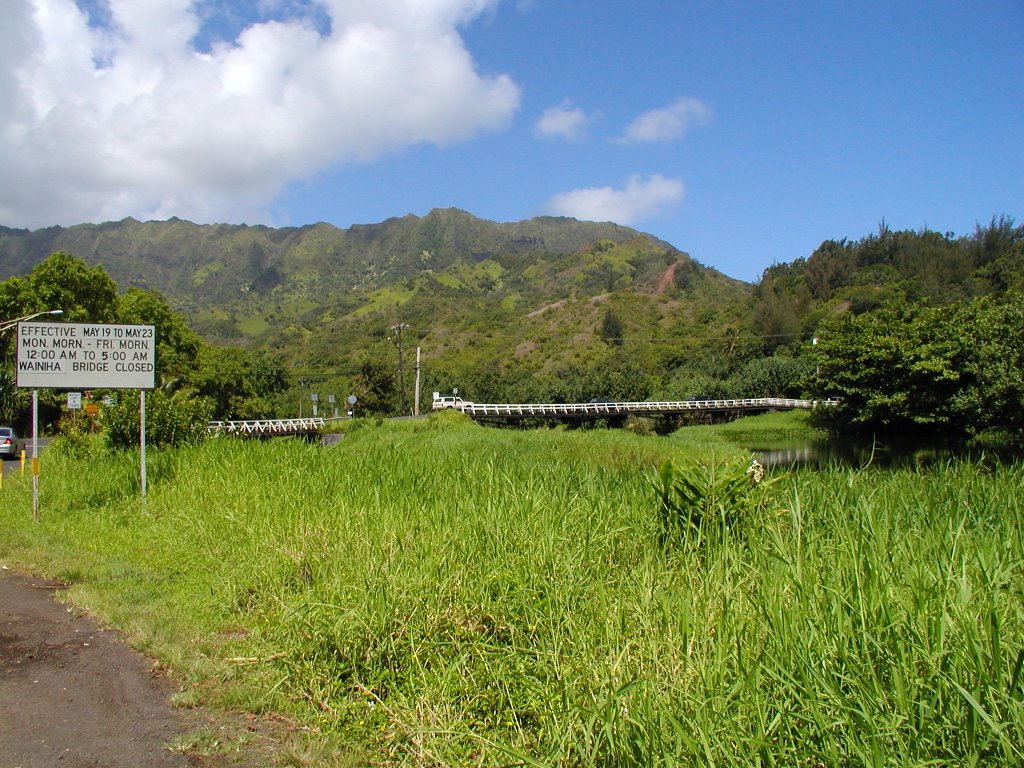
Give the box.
[16,322,156,390]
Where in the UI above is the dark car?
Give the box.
[0,427,21,459]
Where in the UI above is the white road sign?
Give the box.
[16,322,156,389]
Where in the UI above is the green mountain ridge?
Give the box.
[2,211,1019,411]
[0,210,748,386]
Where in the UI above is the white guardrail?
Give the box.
[207,418,326,436]
[432,397,839,418]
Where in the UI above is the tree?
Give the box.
[192,346,289,420]
[810,303,966,434]
[810,292,1024,442]
[0,363,29,427]
[351,357,397,415]
[21,252,118,323]
[0,253,121,431]
[599,309,624,346]
[727,356,811,399]
[960,293,1024,442]
[117,288,204,387]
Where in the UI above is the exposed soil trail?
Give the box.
[0,569,192,766]
[0,569,287,768]
[655,261,678,295]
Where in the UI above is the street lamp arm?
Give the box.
[0,309,64,335]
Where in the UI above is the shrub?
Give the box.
[102,390,214,449]
[654,455,780,544]
[48,432,97,460]
[624,415,657,436]
[46,416,104,460]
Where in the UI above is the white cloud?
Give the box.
[544,174,684,225]
[0,0,519,228]
[620,97,711,143]
[534,100,588,140]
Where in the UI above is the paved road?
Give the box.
[2,457,29,478]
[2,437,52,478]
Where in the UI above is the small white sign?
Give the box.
[17,322,156,390]
[67,392,82,410]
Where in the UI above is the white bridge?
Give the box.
[207,417,326,437]
[432,396,838,420]
[204,397,838,434]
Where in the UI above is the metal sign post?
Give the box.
[31,389,39,522]
[67,391,81,429]
[16,322,156,518]
[140,391,147,497]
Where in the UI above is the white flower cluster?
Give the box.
[747,458,766,485]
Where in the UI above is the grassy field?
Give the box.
[1,413,1021,766]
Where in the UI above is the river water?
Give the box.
[742,437,1019,469]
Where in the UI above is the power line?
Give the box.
[600,331,817,343]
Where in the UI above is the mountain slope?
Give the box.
[0,210,750,380]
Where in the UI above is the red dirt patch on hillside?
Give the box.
[656,261,678,295]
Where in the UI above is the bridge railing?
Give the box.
[207,418,326,436]
[438,398,839,419]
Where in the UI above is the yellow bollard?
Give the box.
[20,448,26,475]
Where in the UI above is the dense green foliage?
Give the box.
[809,291,1024,443]
[0,250,119,325]
[754,216,1024,348]
[0,420,1021,766]
[102,389,213,449]
[190,346,290,420]
[746,217,1024,440]
[0,212,752,417]
[117,286,204,385]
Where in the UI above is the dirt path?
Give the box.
[0,569,279,767]
[655,261,677,295]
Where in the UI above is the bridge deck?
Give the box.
[205,398,838,434]
[436,397,838,419]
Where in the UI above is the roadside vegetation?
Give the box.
[1,415,1021,766]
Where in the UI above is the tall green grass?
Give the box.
[1,418,1021,766]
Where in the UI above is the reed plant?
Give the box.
[0,419,1020,766]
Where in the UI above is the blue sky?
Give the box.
[1,1,1021,282]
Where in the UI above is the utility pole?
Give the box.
[414,346,421,416]
[391,323,409,415]
[298,378,309,418]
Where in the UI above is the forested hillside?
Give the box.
[0,210,751,410]
[752,216,1024,352]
